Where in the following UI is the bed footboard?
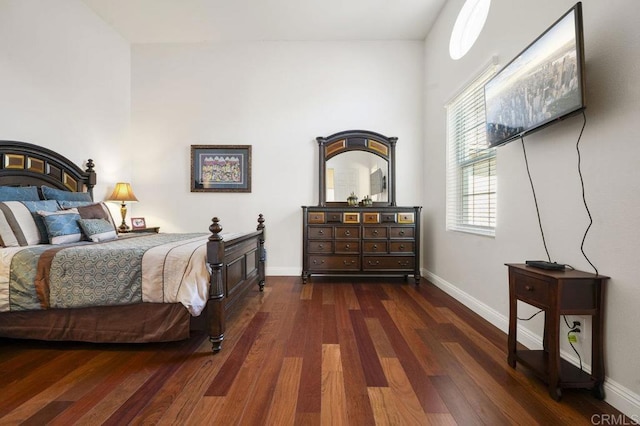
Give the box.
[206,214,266,352]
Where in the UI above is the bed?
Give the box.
[0,140,265,352]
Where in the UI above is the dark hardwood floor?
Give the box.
[0,276,628,425]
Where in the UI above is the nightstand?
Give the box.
[120,227,160,234]
[506,263,608,401]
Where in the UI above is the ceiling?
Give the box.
[81,0,447,43]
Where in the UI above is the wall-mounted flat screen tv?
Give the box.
[484,2,586,148]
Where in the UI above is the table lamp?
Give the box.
[107,182,138,232]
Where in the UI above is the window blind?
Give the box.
[446,65,497,236]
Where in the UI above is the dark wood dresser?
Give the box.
[302,206,421,284]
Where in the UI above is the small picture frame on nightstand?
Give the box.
[131,217,146,230]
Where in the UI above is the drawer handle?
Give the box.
[373,244,378,250]
[399,230,405,236]
[318,244,324,249]
[345,244,351,250]
[368,260,380,265]
[525,285,534,291]
[344,230,351,236]
[398,261,410,266]
[313,259,325,265]
[373,230,379,235]
[343,260,355,265]
[399,244,405,251]
[318,230,324,235]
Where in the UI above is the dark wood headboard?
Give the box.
[0,141,96,199]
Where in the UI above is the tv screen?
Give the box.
[370,168,384,195]
[484,2,585,147]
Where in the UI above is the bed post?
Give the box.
[85,159,96,200]
[257,214,266,292]
[206,217,225,352]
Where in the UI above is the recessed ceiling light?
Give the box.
[449,0,491,60]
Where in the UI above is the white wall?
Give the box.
[423,0,640,415]
[0,0,131,200]
[130,41,424,274]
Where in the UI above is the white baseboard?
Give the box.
[265,267,300,276]
[422,268,640,418]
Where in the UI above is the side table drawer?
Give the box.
[514,274,551,308]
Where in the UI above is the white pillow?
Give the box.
[0,201,42,246]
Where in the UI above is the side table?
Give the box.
[506,263,608,401]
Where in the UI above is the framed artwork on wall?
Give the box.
[190,145,252,192]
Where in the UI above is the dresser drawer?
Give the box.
[327,212,343,222]
[363,256,415,271]
[308,226,333,239]
[302,205,421,283]
[389,242,414,253]
[335,226,360,239]
[363,241,388,253]
[308,212,325,224]
[390,227,414,239]
[363,212,380,223]
[335,241,359,253]
[514,274,551,308]
[363,226,388,239]
[381,213,396,223]
[397,212,415,224]
[308,241,332,253]
[309,255,360,271]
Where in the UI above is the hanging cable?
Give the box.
[576,111,598,275]
[521,136,552,263]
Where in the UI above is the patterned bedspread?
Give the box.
[0,233,212,316]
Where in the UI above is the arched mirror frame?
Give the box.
[317,129,396,207]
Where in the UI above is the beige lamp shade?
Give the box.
[107,182,138,232]
[107,182,139,202]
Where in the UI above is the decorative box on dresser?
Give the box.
[302,206,421,284]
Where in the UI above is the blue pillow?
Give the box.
[0,186,40,201]
[78,218,118,242]
[41,186,93,202]
[38,209,83,244]
[57,200,95,209]
[21,200,60,243]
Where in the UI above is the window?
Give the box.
[449,0,491,60]
[446,65,497,236]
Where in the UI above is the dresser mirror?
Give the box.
[316,130,397,207]
[325,151,388,203]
